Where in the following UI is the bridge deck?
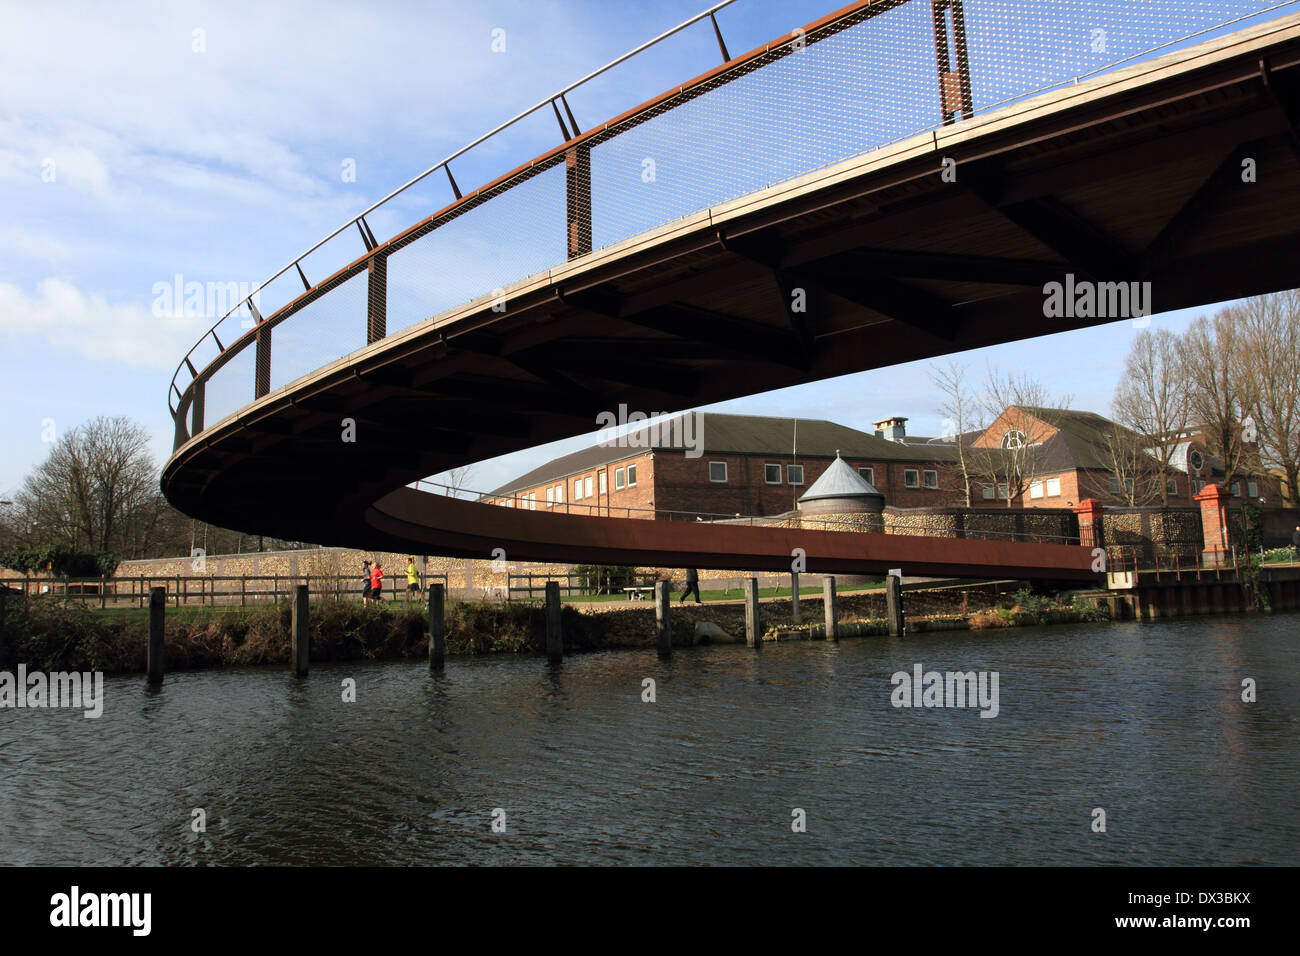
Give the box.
[162,10,1300,579]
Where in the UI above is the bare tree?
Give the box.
[443,465,477,499]
[15,416,161,555]
[930,359,984,506]
[1180,308,1258,486]
[1112,328,1191,507]
[1096,426,1163,506]
[1235,290,1300,507]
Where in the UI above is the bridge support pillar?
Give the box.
[744,577,761,647]
[291,584,309,676]
[428,583,446,669]
[886,573,904,637]
[791,571,800,622]
[545,581,563,664]
[148,587,165,685]
[1196,484,1234,568]
[823,576,838,641]
[655,581,671,657]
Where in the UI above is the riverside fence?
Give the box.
[0,573,450,608]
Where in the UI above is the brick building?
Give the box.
[482,412,963,518]
[964,406,1283,508]
[482,407,1286,520]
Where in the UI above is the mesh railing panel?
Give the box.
[172,0,1300,444]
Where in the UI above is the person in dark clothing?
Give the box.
[679,567,701,604]
[361,560,373,605]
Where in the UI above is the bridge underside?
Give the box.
[162,18,1300,579]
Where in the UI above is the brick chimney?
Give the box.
[872,416,908,442]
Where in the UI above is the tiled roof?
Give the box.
[485,412,958,497]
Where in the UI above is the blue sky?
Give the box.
[0,0,1281,501]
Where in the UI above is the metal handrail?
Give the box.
[166,0,742,415]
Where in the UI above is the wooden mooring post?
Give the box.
[823,576,838,641]
[744,577,761,647]
[791,571,800,622]
[148,586,165,685]
[291,584,309,676]
[428,583,445,669]
[886,572,905,637]
[545,580,563,664]
[655,581,672,657]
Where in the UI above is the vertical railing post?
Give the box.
[932,0,974,125]
[565,144,592,260]
[190,378,205,435]
[255,321,271,398]
[367,254,388,343]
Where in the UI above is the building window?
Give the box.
[764,464,781,484]
[545,487,554,506]
[982,484,996,500]
[627,464,637,486]
[923,469,938,489]
[1247,481,1259,497]
[1030,480,1044,499]
[585,476,593,498]
[1046,477,1061,497]
[554,484,563,503]
[573,479,583,500]
[904,469,919,488]
[1001,429,1026,449]
[709,462,728,483]
[599,471,607,495]
[858,467,874,485]
[615,468,625,490]
[998,483,1010,499]
[1231,482,1241,497]
[504,499,512,508]
[1108,476,1121,494]
[528,493,536,510]
[1167,478,1178,495]
[787,465,804,485]
[1189,449,1204,473]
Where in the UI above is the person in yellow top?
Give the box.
[406,557,422,602]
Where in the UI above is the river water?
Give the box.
[1,615,1296,865]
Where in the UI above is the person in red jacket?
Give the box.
[370,562,384,603]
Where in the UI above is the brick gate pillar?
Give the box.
[1073,498,1105,551]
[1195,484,1234,568]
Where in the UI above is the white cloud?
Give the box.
[0,278,207,368]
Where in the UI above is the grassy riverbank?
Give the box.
[0,587,1110,674]
[0,598,610,673]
